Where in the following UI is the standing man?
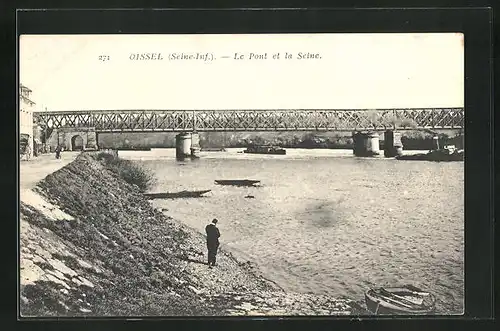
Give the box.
[205,219,220,268]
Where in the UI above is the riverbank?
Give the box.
[20,152,356,316]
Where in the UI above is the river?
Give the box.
[120,148,464,315]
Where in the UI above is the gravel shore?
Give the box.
[20,152,355,316]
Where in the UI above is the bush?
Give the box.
[96,152,156,192]
[400,118,418,129]
[365,110,382,128]
[96,151,116,163]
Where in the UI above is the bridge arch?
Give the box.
[71,135,84,151]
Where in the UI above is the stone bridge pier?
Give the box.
[352,130,404,157]
[46,127,98,152]
[175,132,200,160]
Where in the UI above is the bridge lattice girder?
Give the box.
[33,108,464,132]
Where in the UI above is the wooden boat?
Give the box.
[215,179,261,187]
[365,285,436,315]
[117,146,152,151]
[144,190,211,199]
[244,145,286,155]
[201,147,227,152]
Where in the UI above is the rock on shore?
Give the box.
[20,153,354,316]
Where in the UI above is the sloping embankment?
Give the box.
[20,153,355,316]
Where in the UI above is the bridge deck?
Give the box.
[34,108,464,132]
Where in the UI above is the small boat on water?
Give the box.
[117,147,152,151]
[201,147,227,152]
[365,285,436,315]
[215,179,261,187]
[244,145,286,155]
[144,190,211,199]
[397,145,464,162]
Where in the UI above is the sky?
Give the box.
[19,33,464,111]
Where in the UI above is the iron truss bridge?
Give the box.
[34,108,464,132]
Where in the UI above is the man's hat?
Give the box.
[212,218,218,224]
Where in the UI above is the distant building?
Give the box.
[19,84,35,159]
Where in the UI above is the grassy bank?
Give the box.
[20,152,355,316]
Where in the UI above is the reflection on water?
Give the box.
[122,148,464,314]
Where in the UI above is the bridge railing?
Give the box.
[33,108,464,131]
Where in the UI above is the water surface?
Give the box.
[121,148,464,314]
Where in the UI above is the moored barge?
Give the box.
[243,145,286,155]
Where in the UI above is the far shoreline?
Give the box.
[115,147,444,160]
